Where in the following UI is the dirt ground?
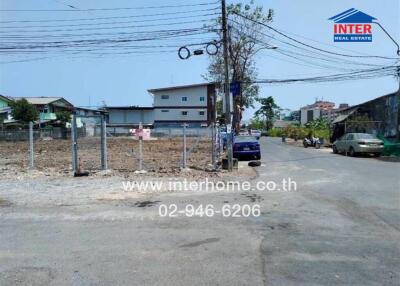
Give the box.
[0,137,214,176]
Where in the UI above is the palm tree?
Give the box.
[254,96,280,130]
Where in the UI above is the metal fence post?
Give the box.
[71,114,78,174]
[139,122,143,171]
[211,122,216,169]
[101,115,108,170]
[182,123,187,169]
[29,121,34,169]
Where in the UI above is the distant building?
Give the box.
[321,103,350,123]
[105,106,154,128]
[289,110,300,122]
[148,83,216,128]
[75,107,106,117]
[300,100,349,125]
[0,94,13,123]
[300,100,335,125]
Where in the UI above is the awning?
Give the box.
[332,108,358,124]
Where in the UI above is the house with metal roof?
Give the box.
[0,94,13,123]
[332,90,400,143]
[10,96,74,122]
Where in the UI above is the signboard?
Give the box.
[130,128,151,140]
[230,81,241,97]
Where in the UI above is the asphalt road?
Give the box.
[0,137,399,286]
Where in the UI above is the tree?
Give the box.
[204,1,273,132]
[305,118,329,130]
[249,117,265,130]
[56,111,72,126]
[254,96,280,130]
[9,99,39,124]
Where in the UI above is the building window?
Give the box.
[181,96,188,102]
[181,111,188,116]
[200,96,205,102]
[199,111,205,116]
[161,95,169,100]
[161,110,169,113]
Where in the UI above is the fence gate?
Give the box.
[71,114,107,174]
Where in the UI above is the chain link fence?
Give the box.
[107,125,217,173]
[0,120,220,175]
[0,125,72,172]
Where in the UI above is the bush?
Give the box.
[280,125,330,142]
[268,123,331,143]
[268,128,283,137]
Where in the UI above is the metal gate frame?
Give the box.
[71,114,107,175]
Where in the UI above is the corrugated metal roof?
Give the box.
[340,91,399,113]
[332,108,358,124]
[11,97,62,105]
[10,97,74,107]
[0,94,12,103]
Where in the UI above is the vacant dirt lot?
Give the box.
[0,137,213,176]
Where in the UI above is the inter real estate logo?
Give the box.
[329,8,376,42]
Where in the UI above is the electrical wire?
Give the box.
[0,1,220,12]
[254,66,399,85]
[0,19,216,34]
[0,12,219,29]
[0,7,220,24]
[229,24,392,72]
[230,11,399,60]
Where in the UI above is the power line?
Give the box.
[0,1,220,12]
[0,19,216,34]
[0,29,219,54]
[254,66,399,85]
[0,27,218,42]
[229,24,392,72]
[265,24,384,58]
[230,11,399,60]
[0,7,220,24]
[0,12,219,29]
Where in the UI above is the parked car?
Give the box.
[250,129,261,139]
[233,136,261,160]
[238,129,249,136]
[332,133,384,157]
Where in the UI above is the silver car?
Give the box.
[333,133,384,157]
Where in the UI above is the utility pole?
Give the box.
[222,0,233,171]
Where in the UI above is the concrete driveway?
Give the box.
[0,137,399,285]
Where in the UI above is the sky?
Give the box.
[0,0,399,120]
